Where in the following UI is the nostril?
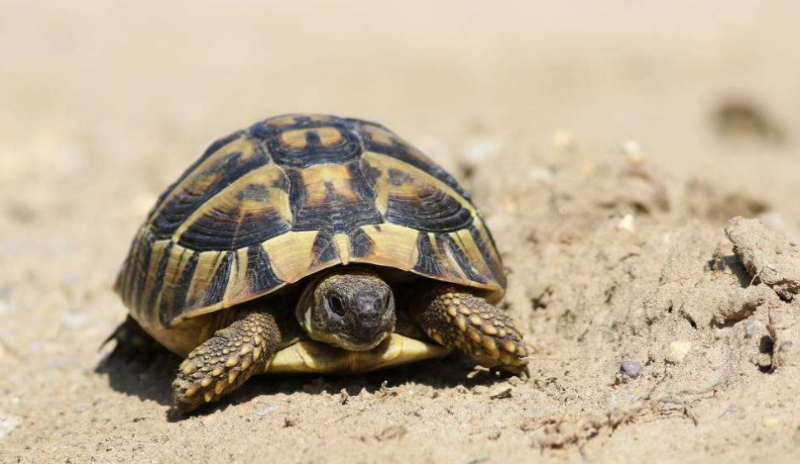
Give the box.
[361,303,383,322]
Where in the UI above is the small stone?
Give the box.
[376,425,407,441]
[487,385,513,399]
[763,417,781,428]
[757,353,773,369]
[666,341,692,364]
[528,167,553,183]
[617,214,635,233]
[552,130,576,152]
[473,385,489,395]
[0,411,22,439]
[61,310,87,329]
[620,360,643,379]
[621,139,644,158]
[745,323,756,338]
[255,405,279,417]
[463,137,496,165]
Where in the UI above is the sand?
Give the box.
[2,1,800,463]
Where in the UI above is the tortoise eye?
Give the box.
[329,295,346,317]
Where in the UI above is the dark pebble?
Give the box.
[620,360,643,379]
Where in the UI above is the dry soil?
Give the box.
[2,1,800,463]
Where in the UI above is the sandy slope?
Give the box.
[2,1,800,463]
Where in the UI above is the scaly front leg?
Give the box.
[172,311,281,413]
[411,284,528,374]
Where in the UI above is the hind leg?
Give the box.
[410,284,528,374]
[104,315,165,362]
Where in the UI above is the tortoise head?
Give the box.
[297,269,396,351]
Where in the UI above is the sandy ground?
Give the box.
[2,1,800,462]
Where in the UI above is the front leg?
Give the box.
[171,311,281,413]
[410,284,528,374]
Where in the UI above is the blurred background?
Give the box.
[2,0,799,191]
[3,2,800,461]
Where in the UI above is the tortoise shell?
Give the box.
[116,114,505,330]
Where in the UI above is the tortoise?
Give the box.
[111,113,528,412]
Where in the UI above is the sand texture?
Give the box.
[2,1,800,463]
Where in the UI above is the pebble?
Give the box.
[552,130,576,152]
[0,411,22,440]
[763,417,780,428]
[617,214,636,233]
[255,405,279,417]
[462,137,496,165]
[745,323,756,338]
[757,353,773,369]
[666,341,692,364]
[620,359,643,379]
[61,310,88,329]
[487,385,513,400]
[375,425,407,441]
[528,167,553,183]
[621,139,644,158]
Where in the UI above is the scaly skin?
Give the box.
[171,311,280,413]
[410,284,528,374]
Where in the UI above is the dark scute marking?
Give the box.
[160,251,200,325]
[437,233,488,284]
[384,184,473,233]
[150,147,270,240]
[468,224,505,284]
[286,169,306,227]
[237,184,269,201]
[324,181,337,198]
[258,114,344,131]
[361,125,470,200]
[271,175,289,192]
[360,159,382,188]
[344,117,387,131]
[388,168,413,186]
[289,163,383,233]
[251,118,363,169]
[413,233,446,277]
[305,130,322,145]
[146,130,244,224]
[311,230,339,265]
[202,252,234,307]
[348,161,378,208]
[349,227,375,258]
[147,241,174,325]
[246,245,284,293]
[177,190,291,252]
[129,236,153,312]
